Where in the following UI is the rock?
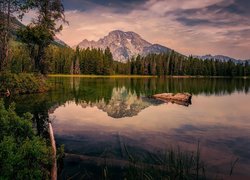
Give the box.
[152,93,192,106]
[76,30,171,62]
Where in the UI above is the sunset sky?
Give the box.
[24,0,250,60]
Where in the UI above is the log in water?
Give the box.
[49,123,57,180]
[152,93,192,106]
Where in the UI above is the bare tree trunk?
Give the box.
[37,44,46,73]
[74,57,80,74]
[70,61,74,74]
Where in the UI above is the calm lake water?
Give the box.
[7,77,250,179]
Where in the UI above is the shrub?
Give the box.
[0,72,49,95]
[0,99,51,180]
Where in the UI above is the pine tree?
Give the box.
[18,0,66,74]
[0,0,28,71]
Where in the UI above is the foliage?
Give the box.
[0,0,28,71]
[0,72,49,94]
[17,0,66,74]
[48,46,75,74]
[3,40,250,76]
[77,47,114,75]
[122,144,205,180]
[115,52,250,77]
[60,144,206,180]
[9,40,33,73]
[0,99,51,180]
[42,46,250,76]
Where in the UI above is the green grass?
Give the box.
[63,142,240,179]
[0,72,49,95]
[122,143,206,180]
[48,74,250,79]
[48,74,158,78]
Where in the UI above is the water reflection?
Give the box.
[5,77,250,178]
[51,77,250,102]
[77,87,164,118]
[47,77,250,119]
[52,93,250,178]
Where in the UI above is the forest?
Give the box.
[1,0,249,77]
[1,0,250,77]
[4,42,250,77]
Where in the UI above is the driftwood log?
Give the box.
[152,93,192,106]
[49,123,57,180]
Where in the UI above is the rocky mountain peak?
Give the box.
[77,30,171,62]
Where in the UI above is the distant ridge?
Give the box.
[76,30,171,62]
[195,54,250,64]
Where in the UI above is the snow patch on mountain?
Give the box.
[76,30,171,62]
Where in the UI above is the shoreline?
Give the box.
[48,74,250,79]
[48,74,157,78]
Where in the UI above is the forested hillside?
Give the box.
[1,9,249,77]
[7,42,250,76]
[1,3,250,77]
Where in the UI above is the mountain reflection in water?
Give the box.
[6,77,250,178]
[76,87,164,118]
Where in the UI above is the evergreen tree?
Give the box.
[18,0,66,74]
[0,0,28,71]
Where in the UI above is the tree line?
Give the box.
[1,0,249,76]
[115,52,250,76]
[6,43,250,76]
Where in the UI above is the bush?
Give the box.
[0,72,49,95]
[0,99,51,180]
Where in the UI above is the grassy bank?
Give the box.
[0,73,49,95]
[48,74,250,79]
[48,74,157,78]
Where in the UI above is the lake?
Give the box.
[7,77,250,179]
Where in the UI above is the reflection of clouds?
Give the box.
[172,123,250,176]
[52,92,250,175]
[173,124,250,160]
[51,93,250,139]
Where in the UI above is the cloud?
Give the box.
[62,0,149,13]
[54,0,250,59]
[171,0,250,27]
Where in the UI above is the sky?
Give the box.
[24,0,250,59]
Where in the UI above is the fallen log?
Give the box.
[152,93,192,106]
[49,123,57,180]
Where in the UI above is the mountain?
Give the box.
[196,54,250,64]
[53,36,69,47]
[245,59,250,63]
[76,30,171,62]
